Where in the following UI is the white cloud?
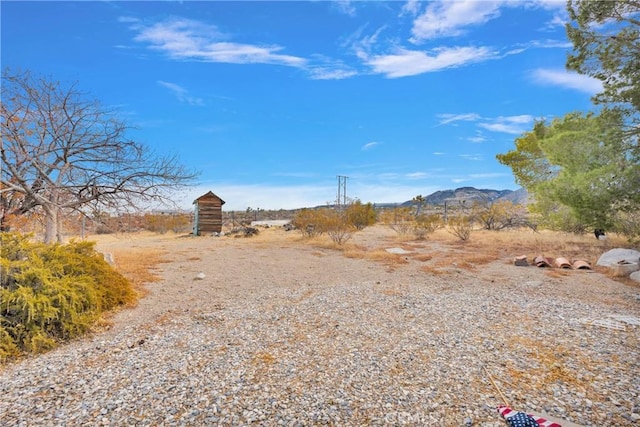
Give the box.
[410,0,503,41]
[406,172,429,179]
[468,135,487,143]
[362,141,381,150]
[532,68,603,94]
[437,112,535,135]
[409,0,568,42]
[478,115,535,134]
[436,113,481,125]
[177,181,448,210]
[157,80,204,106]
[132,18,306,67]
[452,178,471,183]
[178,183,336,211]
[307,57,358,80]
[332,0,357,16]
[365,46,497,78]
[460,154,483,161]
[526,0,566,11]
[401,0,422,17]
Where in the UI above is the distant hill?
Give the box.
[398,187,529,207]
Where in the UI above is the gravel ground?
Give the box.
[1,227,639,426]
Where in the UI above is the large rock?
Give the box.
[631,271,640,283]
[596,248,640,267]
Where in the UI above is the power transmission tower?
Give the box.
[336,175,348,208]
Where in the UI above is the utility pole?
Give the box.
[336,175,348,208]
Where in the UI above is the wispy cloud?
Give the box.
[478,115,535,134]
[401,0,422,17]
[406,172,429,179]
[130,17,307,67]
[531,68,603,94]
[157,80,204,106]
[452,178,472,183]
[460,154,484,161]
[332,0,357,17]
[364,46,497,78]
[408,0,568,42]
[467,135,487,143]
[410,1,503,42]
[438,112,535,135]
[362,141,381,150]
[436,113,481,125]
[308,56,358,80]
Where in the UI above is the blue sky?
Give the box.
[2,1,601,211]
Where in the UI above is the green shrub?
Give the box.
[292,208,328,237]
[345,200,377,230]
[324,209,355,245]
[414,214,444,240]
[379,207,414,236]
[447,216,474,241]
[0,233,136,361]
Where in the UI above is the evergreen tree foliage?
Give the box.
[0,233,135,361]
[497,112,638,233]
[567,0,640,136]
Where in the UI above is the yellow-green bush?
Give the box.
[379,207,415,236]
[345,200,377,230]
[447,215,474,241]
[0,233,136,361]
[292,208,328,237]
[414,214,444,240]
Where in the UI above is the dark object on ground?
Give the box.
[228,226,260,237]
[513,255,528,266]
[594,229,606,239]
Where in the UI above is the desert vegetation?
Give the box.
[1,0,639,366]
[0,233,136,361]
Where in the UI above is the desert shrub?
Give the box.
[292,208,357,244]
[447,215,473,241]
[292,208,328,237]
[0,233,136,361]
[379,207,414,236]
[414,214,444,240]
[324,209,355,245]
[345,200,377,230]
[142,214,191,234]
[613,210,640,244]
[472,200,526,231]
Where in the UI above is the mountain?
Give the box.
[399,187,529,207]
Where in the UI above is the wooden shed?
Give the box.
[193,191,225,235]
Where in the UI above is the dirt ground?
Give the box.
[92,224,638,336]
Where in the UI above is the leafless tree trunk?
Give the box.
[1,69,198,242]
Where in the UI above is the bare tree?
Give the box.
[1,69,198,242]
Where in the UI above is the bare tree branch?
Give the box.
[1,69,198,242]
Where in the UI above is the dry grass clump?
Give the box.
[421,265,448,275]
[111,248,168,298]
[341,245,409,266]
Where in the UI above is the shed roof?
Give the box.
[193,191,226,205]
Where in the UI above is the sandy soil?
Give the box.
[94,225,637,338]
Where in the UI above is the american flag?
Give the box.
[497,405,562,427]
